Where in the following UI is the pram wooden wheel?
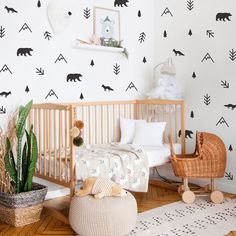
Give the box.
[182,190,195,204]
[210,191,224,204]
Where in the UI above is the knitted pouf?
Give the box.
[69,192,137,236]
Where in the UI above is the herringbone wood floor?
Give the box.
[0,184,235,235]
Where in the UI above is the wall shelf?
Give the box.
[71,40,124,53]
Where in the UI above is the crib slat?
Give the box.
[101,105,103,144]
[59,111,62,180]
[65,110,68,181]
[43,110,46,176]
[175,105,178,143]
[49,110,52,178]
[54,110,57,179]
[38,109,42,175]
[95,106,97,144]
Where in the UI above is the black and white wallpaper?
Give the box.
[0,0,154,126]
[156,0,236,191]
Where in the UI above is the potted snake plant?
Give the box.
[0,100,47,227]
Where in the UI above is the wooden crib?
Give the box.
[28,99,185,198]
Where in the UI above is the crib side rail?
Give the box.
[28,103,76,187]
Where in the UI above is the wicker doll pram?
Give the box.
[169,131,226,204]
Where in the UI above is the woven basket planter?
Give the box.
[0,183,47,227]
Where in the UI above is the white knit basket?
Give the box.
[69,192,137,236]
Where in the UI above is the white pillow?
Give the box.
[132,122,166,146]
[120,118,146,144]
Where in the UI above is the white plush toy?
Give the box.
[47,0,73,34]
[146,74,183,100]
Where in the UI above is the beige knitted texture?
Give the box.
[91,178,116,197]
[69,192,137,236]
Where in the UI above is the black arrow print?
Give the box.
[187,0,194,10]
[229,49,236,61]
[0,26,6,38]
[44,31,52,40]
[84,7,91,19]
[138,32,146,43]
[206,30,215,38]
[221,80,229,88]
[204,93,211,106]
[36,67,44,75]
[0,106,6,114]
[113,63,120,75]
[225,172,233,180]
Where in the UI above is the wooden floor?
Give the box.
[0,183,235,235]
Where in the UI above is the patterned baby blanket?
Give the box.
[75,144,149,192]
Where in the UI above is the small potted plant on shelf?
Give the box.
[0,100,47,227]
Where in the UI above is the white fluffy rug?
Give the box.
[130,198,236,236]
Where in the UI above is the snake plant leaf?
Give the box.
[27,126,33,167]
[16,100,32,138]
[4,138,17,183]
[22,141,28,189]
[25,132,38,191]
[16,100,32,193]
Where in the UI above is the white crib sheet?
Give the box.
[139,143,182,168]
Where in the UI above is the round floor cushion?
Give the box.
[69,192,137,236]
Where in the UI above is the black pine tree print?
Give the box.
[90,59,95,66]
[192,72,196,78]
[163,30,167,38]
[229,145,233,152]
[80,93,84,100]
[84,7,91,19]
[204,94,211,105]
[37,0,41,8]
[138,32,146,43]
[188,29,192,36]
[0,26,5,38]
[138,10,141,17]
[187,0,194,10]
[113,63,120,75]
[25,86,30,93]
[190,111,194,118]
[143,57,147,63]
[229,49,236,61]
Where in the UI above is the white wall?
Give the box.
[154,0,236,193]
[0,0,154,129]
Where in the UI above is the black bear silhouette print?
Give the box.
[178,129,193,139]
[102,84,114,91]
[17,48,33,56]
[5,6,18,13]
[66,74,82,82]
[173,49,185,56]
[114,0,129,7]
[216,12,232,21]
[0,91,11,97]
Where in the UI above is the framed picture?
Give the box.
[93,7,121,43]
